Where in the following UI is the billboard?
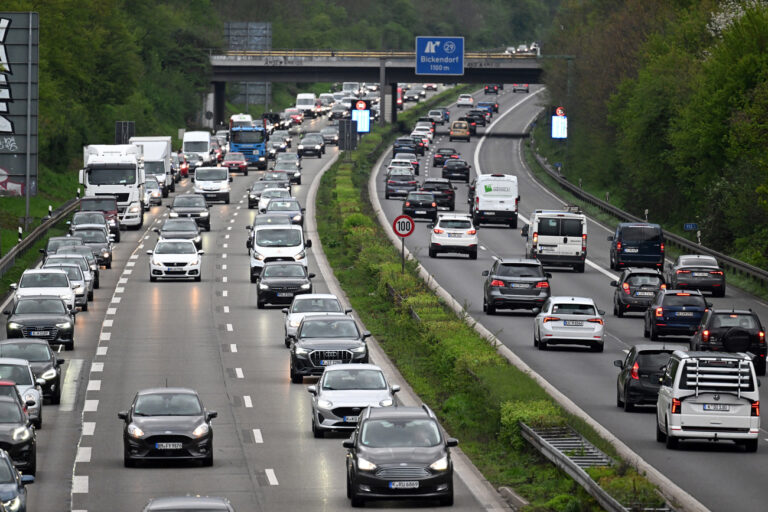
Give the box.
[0,12,38,197]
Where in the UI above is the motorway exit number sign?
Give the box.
[415,36,464,76]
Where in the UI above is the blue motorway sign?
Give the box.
[683,223,698,231]
[415,36,464,76]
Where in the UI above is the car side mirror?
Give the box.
[191,177,195,182]
[307,385,317,395]
[308,273,316,279]
[117,411,128,421]
[301,208,306,213]
[245,225,252,231]
[481,270,489,276]
[345,308,353,314]
[2,309,9,315]
[25,400,36,407]
[391,385,400,394]
[146,250,153,255]
[610,280,618,287]
[152,228,159,233]
[446,438,459,447]
[198,250,205,255]
[229,176,233,182]
[281,308,289,315]
[607,235,614,241]
[109,234,116,242]
[362,331,371,339]
[39,248,45,254]
[521,225,529,237]
[57,358,65,365]
[427,223,435,229]
[305,240,312,248]
[207,411,218,421]
[35,378,45,386]
[613,360,623,368]
[20,474,34,485]
[166,204,171,208]
[598,310,605,316]
[342,439,354,449]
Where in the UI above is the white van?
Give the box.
[472,173,520,228]
[193,166,231,204]
[342,82,361,97]
[182,131,213,166]
[296,93,319,118]
[521,207,587,272]
[246,224,311,281]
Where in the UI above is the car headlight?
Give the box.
[430,455,449,471]
[7,322,22,330]
[292,214,302,222]
[300,283,311,290]
[259,283,269,290]
[200,211,209,217]
[253,251,266,261]
[293,250,306,261]
[315,145,321,149]
[23,392,36,404]
[12,426,31,442]
[189,259,200,266]
[295,346,310,355]
[250,194,257,198]
[41,368,57,380]
[75,286,85,294]
[351,345,367,354]
[289,319,301,328]
[193,236,201,243]
[357,457,377,471]
[294,172,301,177]
[129,205,140,213]
[127,424,145,438]
[317,399,333,409]
[169,211,179,218]
[298,145,304,150]
[192,423,210,438]
[259,156,266,161]
[3,496,20,512]
[333,135,339,140]
[151,191,161,197]
[379,398,394,407]
[108,219,116,225]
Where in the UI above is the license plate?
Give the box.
[30,331,49,336]
[397,189,407,193]
[703,404,730,411]
[693,272,708,277]
[624,247,639,253]
[676,312,694,316]
[416,210,426,214]
[448,233,461,238]
[320,360,341,366]
[484,211,495,215]
[563,320,584,326]
[635,291,654,296]
[343,415,359,423]
[389,481,419,489]
[509,283,529,288]
[155,442,182,450]
[276,292,293,297]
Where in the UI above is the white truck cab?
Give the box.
[130,136,174,196]
[182,131,213,166]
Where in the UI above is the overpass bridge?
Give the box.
[209,50,543,125]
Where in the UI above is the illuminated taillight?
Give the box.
[702,330,709,342]
[660,283,667,290]
[630,362,639,380]
[617,241,622,251]
[752,401,760,417]
[676,270,690,274]
[760,331,765,344]
[433,228,444,234]
[582,233,587,252]
[535,281,549,289]
[542,316,560,323]
[661,243,665,252]
[449,131,453,135]
[387,180,396,184]
[587,318,604,325]
[710,270,724,275]
[655,307,663,317]
[490,279,505,287]
[431,202,437,207]
[532,232,538,244]
[404,202,411,207]
[622,282,630,295]
[671,398,681,414]
[466,229,476,235]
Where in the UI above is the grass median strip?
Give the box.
[317,88,667,510]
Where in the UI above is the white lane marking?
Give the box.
[222,276,228,283]
[72,475,89,493]
[235,367,244,378]
[126,261,135,267]
[100,332,111,341]
[265,469,279,485]
[233,212,238,217]
[223,243,229,248]
[118,278,127,284]
[223,306,230,313]
[225,235,230,240]
[253,428,263,443]
[236,205,242,210]
[130,254,138,260]
[222,264,227,270]
[230,219,235,224]
[91,362,104,372]
[115,287,124,293]
[87,380,101,391]
[222,253,227,259]
[223,290,228,297]
[479,245,487,251]
[144,235,149,240]
[111,297,121,304]
[230,343,237,352]
[227,226,232,231]
[59,359,83,412]
[82,422,95,436]
[96,347,108,356]
[226,323,233,332]
[76,446,92,463]
[103,319,113,328]
[83,399,99,412]
[243,395,253,408]
[138,244,144,249]
[106,308,117,315]
[123,269,133,275]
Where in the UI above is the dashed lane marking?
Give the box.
[226,323,233,332]
[72,475,88,493]
[103,319,113,328]
[253,429,263,443]
[76,446,91,463]
[83,399,98,412]
[235,367,244,379]
[266,469,279,485]
[230,343,237,352]
[87,380,101,391]
[223,290,228,297]
[110,297,121,304]
[118,278,127,284]
[100,332,111,341]
[91,362,103,372]
[115,287,124,293]
[96,347,107,356]
[222,276,228,283]
[106,308,117,315]
[82,422,95,436]
[243,395,253,408]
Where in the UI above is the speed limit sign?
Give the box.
[393,215,415,237]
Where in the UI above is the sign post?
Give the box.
[415,36,464,76]
[392,215,415,273]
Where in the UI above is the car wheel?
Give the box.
[205,224,211,232]
[385,192,390,199]
[469,250,477,260]
[51,387,61,405]
[616,387,623,408]
[297,178,302,185]
[312,418,324,438]
[244,170,249,176]
[616,302,623,318]
[350,487,365,508]
[592,343,604,352]
[66,340,74,351]
[486,302,496,315]
[290,364,303,384]
[429,247,437,258]
[94,276,100,289]
[26,450,36,476]
[347,473,352,498]
[623,390,634,412]
[744,439,759,452]
[756,359,766,377]
[106,260,112,269]
[509,218,518,229]
[202,452,213,467]
[257,301,264,309]
[225,196,230,205]
[533,330,538,347]
[82,302,88,311]
[150,275,157,282]
[650,324,659,341]
[88,290,94,301]
[124,450,135,468]
[665,420,678,449]
[575,263,585,273]
[609,255,616,270]
[643,319,650,338]
[656,418,666,442]
[34,413,41,430]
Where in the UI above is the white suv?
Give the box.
[656,351,760,452]
[428,213,478,259]
[456,94,474,107]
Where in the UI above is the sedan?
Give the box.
[222,151,248,175]
[258,188,291,214]
[256,262,315,309]
[67,211,110,237]
[168,195,210,231]
[402,192,438,221]
[432,148,459,167]
[321,126,339,145]
[118,388,217,467]
[154,218,202,249]
[43,254,94,300]
[298,135,325,158]
[71,226,113,268]
[264,199,305,226]
[0,450,35,511]
[384,169,418,199]
[307,364,399,437]
[456,94,474,107]
[0,339,64,405]
[0,359,44,429]
[282,294,350,347]
[614,344,675,412]
[442,159,471,182]
[665,255,725,297]
[274,160,302,185]
[147,239,204,282]
[0,396,36,476]
[534,296,606,352]
[4,297,75,351]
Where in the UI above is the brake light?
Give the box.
[710,270,724,275]
[752,401,760,417]
[532,232,538,245]
[676,270,690,274]
[617,241,622,251]
[661,243,665,253]
[630,361,639,380]
[451,155,458,158]
[655,307,663,317]
[404,202,411,207]
[433,228,444,234]
[660,283,666,289]
[535,281,549,289]
[542,316,560,323]
[431,202,437,207]
[702,330,709,342]
[466,229,476,235]
[622,282,630,295]
[582,233,587,251]
[760,331,765,344]
[587,318,604,325]
[449,131,454,135]
[387,180,396,184]
[490,279,505,287]
[671,398,681,414]
[675,293,691,296]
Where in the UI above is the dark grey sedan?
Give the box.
[665,254,725,297]
[154,218,202,249]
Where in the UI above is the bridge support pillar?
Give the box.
[379,60,386,126]
[213,82,226,128]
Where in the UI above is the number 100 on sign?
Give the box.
[393,215,415,237]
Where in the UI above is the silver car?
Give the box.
[282,294,350,347]
[307,364,399,438]
[42,263,88,310]
[0,358,44,428]
[43,254,94,300]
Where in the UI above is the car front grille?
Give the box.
[264,257,296,263]
[331,407,365,418]
[97,192,130,203]
[309,350,353,366]
[165,262,187,267]
[376,466,430,478]
[271,285,302,292]
[21,326,58,341]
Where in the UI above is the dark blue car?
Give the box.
[608,223,665,270]
[644,289,708,340]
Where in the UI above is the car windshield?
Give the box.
[0,343,51,362]
[626,274,662,286]
[636,351,673,370]
[134,393,203,416]
[680,256,718,267]
[275,162,299,172]
[299,319,359,338]
[57,247,96,263]
[73,212,105,224]
[145,162,165,176]
[495,264,544,278]
[74,230,107,243]
[154,242,196,255]
[0,365,31,385]
[173,196,206,207]
[225,153,245,162]
[47,238,80,252]
[361,419,441,447]
[407,193,434,201]
[0,402,21,424]
[321,128,337,135]
[13,298,66,315]
[421,183,449,191]
[87,167,137,185]
[452,122,468,129]
[254,215,292,226]
[389,174,414,182]
[622,226,661,242]
[263,172,288,181]
[262,264,306,278]
[711,314,759,329]
[266,201,300,212]
[196,169,228,181]
[145,180,160,189]
[276,154,298,163]
[162,220,197,232]
[81,198,117,211]
[19,272,69,288]
[45,264,83,281]
[439,219,471,229]
[255,229,301,247]
[48,257,88,272]
[322,369,386,390]
[183,141,209,152]
[262,190,290,199]
[0,461,14,483]
[551,303,597,315]
[291,298,342,313]
[250,182,272,192]
[662,294,706,307]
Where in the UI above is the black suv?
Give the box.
[689,309,766,375]
[482,258,551,315]
[420,178,456,210]
[432,148,459,167]
[168,194,210,231]
[610,268,665,317]
[484,84,499,94]
[288,315,369,383]
[402,192,438,221]
[643,289,708,340]
[614,344,675,412]
[442,159,471,182]
[343,404,458,507]
[608,223,664,270]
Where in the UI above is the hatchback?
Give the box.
[614,344,675,411]
[611,268,666,317]
[402,192,438,221]
[534,296,605,351]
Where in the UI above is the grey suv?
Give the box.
[482,258,551,315]
[288,316,369,383]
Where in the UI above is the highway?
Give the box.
[373,85,768,512]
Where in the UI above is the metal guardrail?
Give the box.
[216,49,536,60]
[0,198,80,279]
[530,131,768,288]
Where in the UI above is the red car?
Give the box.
[223,152,248,176]
[284,108,304,125]
[173,153,189,178]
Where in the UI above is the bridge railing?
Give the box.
[211,49,537,60]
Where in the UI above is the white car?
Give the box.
[428,213,478,259]
[147,239,204,282]
[11,269,76,311]
[412,127,433,142]
[534,296,605,351]
[456,94,474,107]
[282,293,351,346]
[258,188,292,213]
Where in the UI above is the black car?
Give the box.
[442,159,471,182]
[267,136,288,159]
[420,178,456,210]
[465,110,487,127]
[0,340,64,405]
[169,194,210,231]
[482,258,551,315]
[39,236,83,263]
[408,135,426,156]
[70,227,113,268]
[4,296,76,351]
[154,218,202,250]
[643,289,708,340]
[484,84,499,94]
[614,344,675,412]
[330,104,349,120]
[403,89,420,102]
[320,126,339,145]
[610,268,666,317]
[298,134,325,158]
[260,171,292,192]
[142,496,234,512]
[665,254,725,297]
[272,129,292,147]
[0,449,34,511]
[0,396,36,476]
[56,246,100,289]
[264,199,305,226]
[432,148,459,167]
[256,262,315,309]
[118,388,217,467]
[288,315,369,383]
[344,405,457,507]
[274,161,302,185]
[247,181,277,209]
[457,116,477,135]
[393,138,418,158]
[689,308,766,375]
[403,192,438,221]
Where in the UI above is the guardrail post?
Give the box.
[76,188,80,199]
[17,226,22,244]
